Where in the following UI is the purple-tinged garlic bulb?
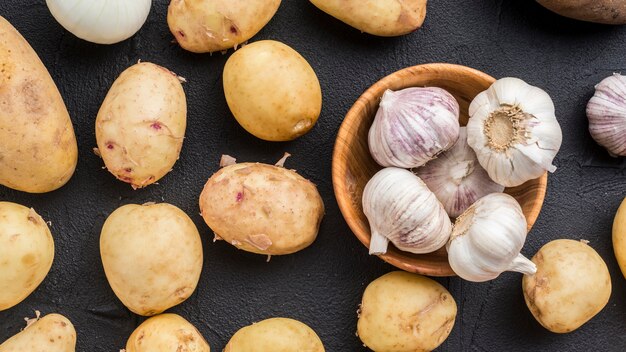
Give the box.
[362,167,452,255]
[368,87,460,168]
[587,73,626,157]
[415,127,505,218]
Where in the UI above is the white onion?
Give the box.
[46,0,152,45]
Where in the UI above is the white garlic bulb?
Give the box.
[363,167,452,255]
[46,0,152,45]
[447,193,536,282]
[415,127,505,218]
[587,73,626,157]
[467,78,563,187]
[368,87,460,168]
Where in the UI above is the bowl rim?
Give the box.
[331,62,548,277]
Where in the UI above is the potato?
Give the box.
[168,0,281,53]
[224,318,324,352]
[309,0,427,37]
[0,16,77,193]
[0,202,54,311]
[522,239,611,333]
[223,40,322,141]
[100,203,203,316]
[95,62,186,189]
[0,313,76,352]
[125,314,211,352]
[613,197,626,278]
[537,0,626,24]
[357,271,457,352]
[199,162,324,255]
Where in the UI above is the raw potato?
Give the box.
[168,0,281,53]
[522,239,611,333]
[357,271,457,352]
[125,314,211,352]
[536,0,626,24]
[223,40,322,141]
[309,0,427,36]
[199,162,324,255]
[100,203,203,316]
[96,62,187,189]
[614,197,626,278]
[0,313,76,352]
[0,202,54,311]
[224,318,324,352]
[0,16,77,193]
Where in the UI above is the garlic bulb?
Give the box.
[447,193,536,282]
[467,78,563,187]
[415,127,505,218]
[46,0,152,45]
[368,87,460,168]
[363,167,452,255]
[587,73,626,157]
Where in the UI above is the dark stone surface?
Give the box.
[1,1,625,351]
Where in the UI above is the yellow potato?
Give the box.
[95,62,187,189]
[224,318,324,352]
[100,203,203,316]
[357,271,457,352]
[615,197,626,278]
[199,162,324,255]
[168,0,281,53]
[223,40,322,141]
[309,0,427,36]
[125,314,211,352]
[523,239,611,333]
[537,0,626,24]
[0,16,77,193]
[0,313,76,352]
[0,202,54,311]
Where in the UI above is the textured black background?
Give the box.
[1,1,626,351]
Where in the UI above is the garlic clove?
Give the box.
[447,193,536,282]
[586,73,626,157]
[363,167,452,255]
[368,87,460,169]
[415,127,504,218]
[467,77,563,187]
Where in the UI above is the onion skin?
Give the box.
[536,0,626,25]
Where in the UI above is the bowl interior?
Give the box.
[332,63,547,276]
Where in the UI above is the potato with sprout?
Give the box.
[224,318,324,351]
[522,239,611,333]
[199,156,324,256]
[0,313,76,352]
[357,271,457,352]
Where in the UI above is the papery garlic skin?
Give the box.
[363,167,452,255]
[468,77,563,187]
[46,0,152,45]
[416,127,505,218]
[368,88,460,168]
[587,73,626,157]
[447,193,536,282]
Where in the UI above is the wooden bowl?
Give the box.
[332,63,547,277]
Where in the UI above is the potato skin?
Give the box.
[199,163,324,255]
[223,40,322,141]
[224,318,324,352]
[168,0,282,53]
[0,313,76,352]
[614,197,626,278]
[310,0,427,36]
[96,62,186,189]
[0,202,54,311]
[0,16,77,193]
[522,239,611,333]
[357,271,457,352]
[537,0,626,24]
[100,203,203,316]
[125,314,211,352]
